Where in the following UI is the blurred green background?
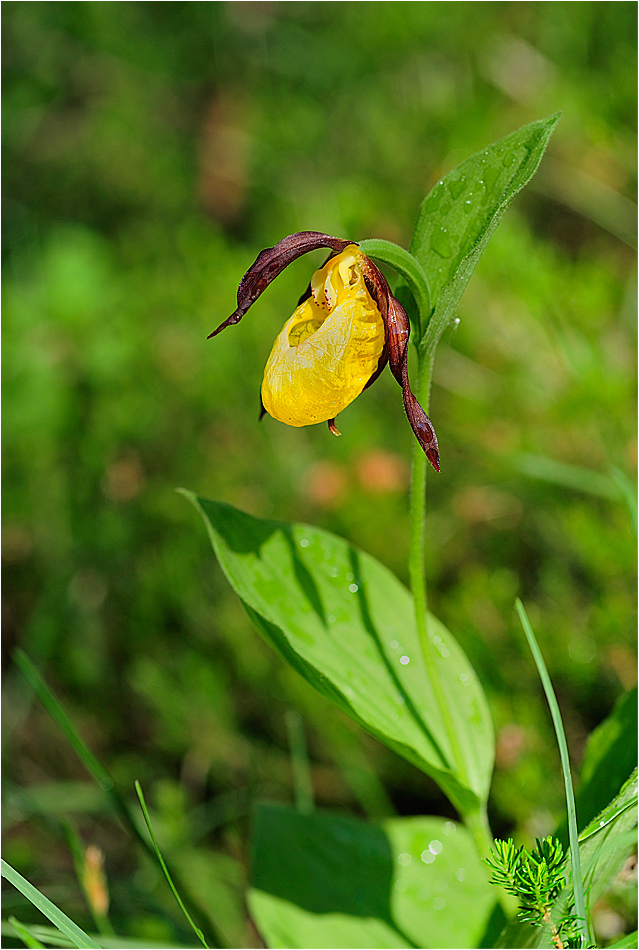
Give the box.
[2,2,636,946]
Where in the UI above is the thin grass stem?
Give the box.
[284,711,314,814]
[1,860,101,950]
[515,599,588,945]
[134,782,209,950]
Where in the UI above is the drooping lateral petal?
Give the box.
[361,257,440,472]
[207,232,351,339]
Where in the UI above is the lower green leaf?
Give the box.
[249,804,498,949]
[182,492,494,813]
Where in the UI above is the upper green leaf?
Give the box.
[410,113,561,352]
[182,492,494,813]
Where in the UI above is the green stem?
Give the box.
[358,238,432,335]
[408,345,467,783]
[464,806,495,866]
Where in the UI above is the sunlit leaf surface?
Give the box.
[249,804,499,950]
[183,492,494,812]
[411,113,561,352]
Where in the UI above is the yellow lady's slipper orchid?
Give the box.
[208,231,440,471]
[261,245,385,428]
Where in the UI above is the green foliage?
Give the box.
[411,114,561,355]
[557,686,638,845]
[485,836,583,945]
[2,3,636,947]
[181,492,494,815]
[495,771,638,949]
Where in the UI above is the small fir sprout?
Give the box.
[485,836,588,949]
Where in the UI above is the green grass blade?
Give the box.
[0,922,193,949]
[8,916,46,948]
[284,711,314,815]
[513,452,622,500]
[13,651,153,862]
[610,465,638,538]
[14,653,223,949]
[134,782,209,950]
[515,600,588,944]
[608,930,639,948]
[1,860,101,949]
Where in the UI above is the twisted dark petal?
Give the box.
[388,294,440,473]
[361,257,440,472]
[207,232,351,339]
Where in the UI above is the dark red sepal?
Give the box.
[207,232,351,339]
[361,258,440,472]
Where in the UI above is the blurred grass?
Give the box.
[2,2,636,946]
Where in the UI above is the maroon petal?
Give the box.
[207,232,351,339]
[361,257,440,472]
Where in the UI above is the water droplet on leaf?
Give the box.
[431,227,453,258]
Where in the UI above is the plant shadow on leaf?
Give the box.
[196,496,328,627]
[348,547,449,768]
[249,804,501,950]
[181,490,494,814]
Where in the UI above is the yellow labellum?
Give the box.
[261,245,385,426]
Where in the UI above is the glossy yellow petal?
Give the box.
[261,246,385,426]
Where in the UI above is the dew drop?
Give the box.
[459,673,469,685]
[391,711,399,720]
[425,184,445,212]
[431,226,453,259]
[390,639,399,650]
[421,850,436,864]
[348,583,359,593]
[346,572,354,581]
[328,614,336,624]
[433,897,447,910]
[455,867,466,882]
[400,656,410,666]
[299,538,309,548]
[329,567,339,577]
[447,176,466,199]
[398,852,412,867]
[429,840,443,855]
[443,821,456,836]
[394,878,409,892]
